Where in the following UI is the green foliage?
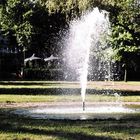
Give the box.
[0,0,139,77]
[40,0,140,55]
[0,0,34,48]
[39,0,134,13]
[0,0,68,53]
[40,0,93,13]
[104,0,140,81]
[1,0,139,54]
[109,0,140,62]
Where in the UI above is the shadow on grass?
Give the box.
[0,81,81,85]
[0,110,118,140]
[0,87,140,96]
[0,109,140,140]
[99,121,140,135]
[0,124,115,140]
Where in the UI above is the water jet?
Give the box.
[64,7,110,110]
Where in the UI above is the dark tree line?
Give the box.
[0,0,140,81]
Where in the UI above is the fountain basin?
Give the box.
[11,102,140,120]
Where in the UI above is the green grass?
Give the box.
[0,81,140,139]
[0,109,140,140]
[0,94,140,103]
[0,80,140,83]
[0,81,140,88]
[0,81,140,97]
[0,81,140,102]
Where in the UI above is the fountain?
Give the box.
[64,7,110,110]
[11,8,140,120]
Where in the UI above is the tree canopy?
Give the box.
[0,0,140,80]
[39,0,140,81]
[1,0,139,52]
[0,0,34,50]
[0,0,67,55]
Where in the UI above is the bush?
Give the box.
[24,68,64,80]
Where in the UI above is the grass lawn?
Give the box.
[0,81,140,140]
[0,109,140,140]
[0,81,140,103]
[0,94,140,103]
[0,81,140,90]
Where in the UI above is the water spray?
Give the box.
[65,7,110,113]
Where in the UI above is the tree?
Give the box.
[0,0,68,56]
[0,0,139,80]
[40,0,140,81]
[29,3,68,57]
[109,0,140,81]
[0,0,34,50]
